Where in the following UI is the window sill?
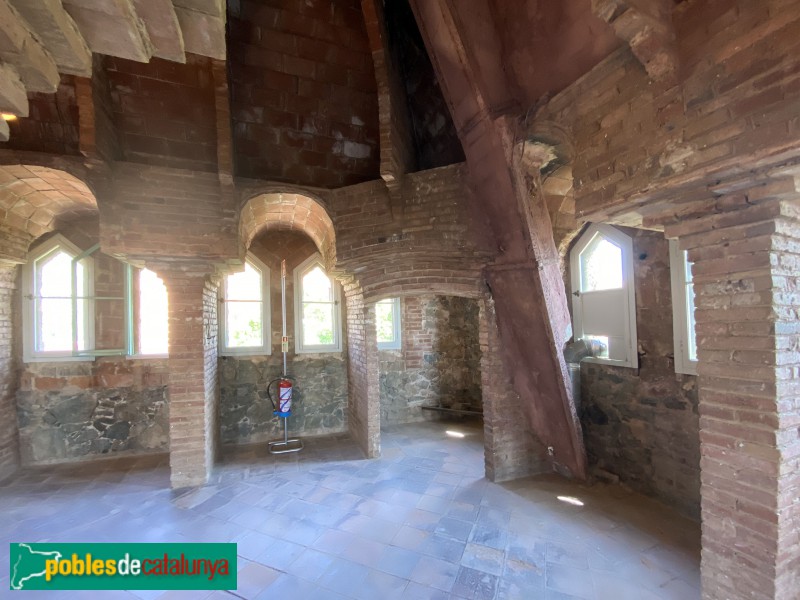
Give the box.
[675,361,698,376]
[23,355,96,364]
[295,349,343,356]
[127,354,169,360]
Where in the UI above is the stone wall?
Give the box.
[578,229,700,518]
[379,295,482,425]
[16,359,169,464]
[220,355,347,443]
[218,231,348,446]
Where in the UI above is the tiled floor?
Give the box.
[0,419,700,599]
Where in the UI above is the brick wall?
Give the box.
[379,295,482,424]
[331,164,489,299]
[578,229,700,518]
[533,2,800,225]
[228,0,379,186]
[105,55,218,173]
[0,75,80,156]
[219,230,348,444]
[342,276,379,457]
[75,57,119,161]
[0,265,19,480]
[102,163,236,262]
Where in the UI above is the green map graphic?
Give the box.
[10,543,62,590]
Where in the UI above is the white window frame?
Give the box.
[294,253,342,354]
[23,237,172,362]
[22,234,94,362]
[669,240,698,375]
[376,297,402,350]
[219,254,272,357]
[570,223,638,368]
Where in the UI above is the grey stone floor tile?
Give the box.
[340,537,387,567]
[419,533,466,563]
[317,557,371,595]
[376,545,422,579]
[434,517,473,542]
[352,569,409,600]
[400,581,450,600]
[0,420,700,600]
[255,573,319,598]
[409,556,459,592]
[451,565,500,600]
[253,538,305,570]
[546,563,596,600]
[235,562,281,600]
[460,542,504,576]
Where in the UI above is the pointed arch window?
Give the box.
[294,254,342,353]
[23,235,170,361]
[570,224,638,368]
[220,255,271,356]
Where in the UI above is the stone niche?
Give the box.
[218,230,348,445]
[379,295,482,425]
[575,228,700,518]
[17,360,169,464]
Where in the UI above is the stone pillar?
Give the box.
[479,296,548,481]
[667,196,800,600]
[158,263,219,488]
[342,277,380,458]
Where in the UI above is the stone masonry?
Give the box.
[379,295,482,425]
[579,229,700,518]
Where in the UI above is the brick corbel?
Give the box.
[592,0,678,83]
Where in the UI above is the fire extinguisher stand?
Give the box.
[268,259,303,455]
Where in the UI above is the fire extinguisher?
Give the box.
[267,376,295,417]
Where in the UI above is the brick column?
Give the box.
[0,264,20,481]
[479,296,548,481]
[342,277,380,458]
[157,264,220,488]
[668,197,800,600]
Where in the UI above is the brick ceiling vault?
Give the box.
[239,192,337,270]
[0,163,97,244]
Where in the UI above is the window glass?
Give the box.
[580,235,623,291]
[138,268,168,355]
[224,261,264,349]
[302,266,333,302]
[683,252,697,362]
[295,256,340,352]
[36,250,86,352]
[376,299,396,344]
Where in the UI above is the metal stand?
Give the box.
[269,418,303,454]
[269,259,303,455]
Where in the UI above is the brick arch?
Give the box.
[363,279,484,304]
[239,192,336,268]
[0,164,98,250]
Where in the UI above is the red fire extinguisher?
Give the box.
[268,376,295,417]
[278,378,293,414]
